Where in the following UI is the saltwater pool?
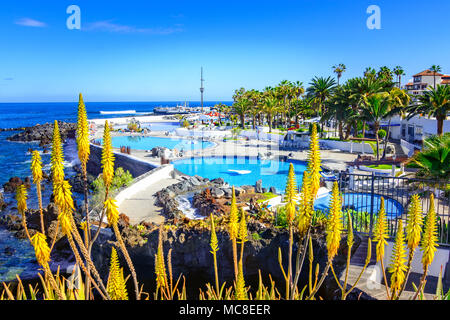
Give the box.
[114,122,180,132]
[173,156,404,218]
[110,136,215,151]
[173,156,308,192]
[314,192,404,218]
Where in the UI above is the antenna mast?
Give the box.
[200,67,204,112]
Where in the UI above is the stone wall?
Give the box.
[87,143,156,178]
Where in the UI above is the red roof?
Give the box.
[413,69,444,77]
[441,79,450,85]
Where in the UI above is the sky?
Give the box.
[0,0,449,102]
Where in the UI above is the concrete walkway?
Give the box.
[118,177,180,225]
[339,235,436,300]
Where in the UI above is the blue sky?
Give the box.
[0,0,449,102]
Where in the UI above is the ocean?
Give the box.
[0,101,231,282]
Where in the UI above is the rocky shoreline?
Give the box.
[6,121,77,146]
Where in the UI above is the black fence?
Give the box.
[330,172,449,245]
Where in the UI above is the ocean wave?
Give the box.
[99,110,136,115]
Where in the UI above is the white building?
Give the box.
[404,69,450,96]
[388,115,450,145]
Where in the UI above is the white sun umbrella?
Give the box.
[199,114,213,121]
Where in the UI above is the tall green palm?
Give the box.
[306,76,337,117]
[407,84,450,136]
[381,87,411,158]
[430,65,442,89]
[233,98,252,129]
[347,76,387,137]
[393,66,405,88]
[361,93,391,160]
[263,96,279,133]
[377,66,394,83]
[332,63,347,86]
[323,85,357,140]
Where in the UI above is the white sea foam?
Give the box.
[99,110,136,115]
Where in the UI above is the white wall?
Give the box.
[240,130,286,142]
[115,164,174,207]
[319,139,374,154]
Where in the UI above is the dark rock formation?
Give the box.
[192,188,227,217]
[255,179,263,193]
[91,222,363,300]
[0,192,6,210]
[269,186,277,194]
[3,177,31,193]
[7,121,76,146]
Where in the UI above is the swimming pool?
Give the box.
[114,122,180,132]
[173,156,308,192]
[314,192,403,218]
[110,136,215,151]
[173,156,404,218]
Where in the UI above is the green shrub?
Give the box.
[377,129,386,139]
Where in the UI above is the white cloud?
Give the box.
[14,18,47,28]
[83,20,183,35]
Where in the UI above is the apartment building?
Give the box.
[404,69,449,96]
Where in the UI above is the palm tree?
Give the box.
[332,64,347,86]
[393,66,405,88]
[377,66,393,82]
[347,76,387,137]
[233,98,252,129]
[323,85,357,140]
[381,87,411,158]
[411,133,450,180]
[364,67,377,80]
[262,96,278,133]
[430,65,442,89]
[361,93,391,160]
[306,76,336,117]
[407,84,450,136]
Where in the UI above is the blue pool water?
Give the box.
[314,193,404,218]
[110,136,215,151]
[114,122,181,132]
[173,156,404,218]
[173,156,308,192]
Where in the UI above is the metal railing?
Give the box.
[332,172,449,245]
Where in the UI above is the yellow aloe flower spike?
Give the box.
[210,214,219,255]
[388,220,408,293]
[405,194,423,251]
[373,197,388,261]
[284,163,298,225]
[155,230,168,291]
[101,120,115,188]
[237,208,248,245]
[104,198,119,226]
[16,184,28,215]
[326,181,343,260]
[54,180,75,214]
[229,186,239,239]
[51,120,65,184]
[31,150,43,184]
[210,213,220,296]
[298,171,313,237]
[420,194,438,270]
[54,180,75,235]
[307,123,321,198]
[76,93,90,166]
[30,232,51,267]
[235,261,247,300]
[107,247,128,300]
